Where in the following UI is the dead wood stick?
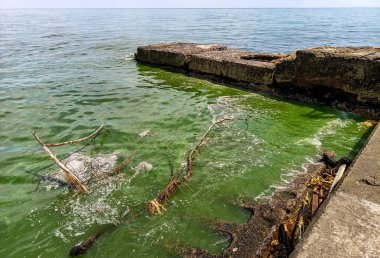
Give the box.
[188,117,232,162]
[69,223,116,256]
[184,117,232,180]
[329,164,346,194]
[44,124,104,147]
[69,232,99,256]
[69,209,145,256]
[33,132,89,193]
[87,154,137,187]
[95,155,134,182]
[110,155,134,175]
[148,117,232,215]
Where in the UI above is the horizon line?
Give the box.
[1,7,380,9]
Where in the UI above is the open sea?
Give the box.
[0,8,378,257]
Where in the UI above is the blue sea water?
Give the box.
[0,8,378,258]
[1,8,379,96]
[1,8,380,54]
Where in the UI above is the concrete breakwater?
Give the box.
[136,43,380,118]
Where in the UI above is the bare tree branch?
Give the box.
[45,124,104,147]
[32,131,89,193]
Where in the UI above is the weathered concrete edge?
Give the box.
[135,43,380,119]
[290,122,380,257]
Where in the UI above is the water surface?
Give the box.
[0,8,377,257]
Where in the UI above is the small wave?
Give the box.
[89,44,118,51]
[203,96,270,180]
[56,179,126,238]
[41,34,65,39]
[208,95,275,123]
[296,118,349,149]
[124,53,135,61]
[255,158,323,202]
[48,46,65,51]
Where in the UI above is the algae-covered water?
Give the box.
[0,8,376,258]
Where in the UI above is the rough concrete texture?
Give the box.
[292,124,380,258]
[136,42,284,86]
[136,43,380,118]
[189,49,281,85]
[135,42,226,68]
[275,47,380,109]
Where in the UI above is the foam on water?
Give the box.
[45,153,153,240]
[296,118,349,150]
[39,152,119,191]
[124,53,135,61]
[208,95,274,122]
[206,96,269,179]
[58,181,122,238]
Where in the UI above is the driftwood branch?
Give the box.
[94,155,134,182]
[69,210,144,256]
[69,224,116,256]
[184,117,231,179]
[110,155,134,175]
[188,118,229,160]
[148,117,232,215]
[45,124,104,147]
[329,164,346,194]
[32,132,89,193]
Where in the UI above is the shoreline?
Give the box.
[291,122,380,257]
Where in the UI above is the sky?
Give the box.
[1,0,380,8]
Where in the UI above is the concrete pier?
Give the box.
[136,43,380,118]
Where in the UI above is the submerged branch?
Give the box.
[32,131,89,193]
[188,117,231,161]
[91,155,135,183]
[45,124,104,147]
[69,224,116,257]
[69,209,145,256]
[148,117,232,215]
[110,155,134,175]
